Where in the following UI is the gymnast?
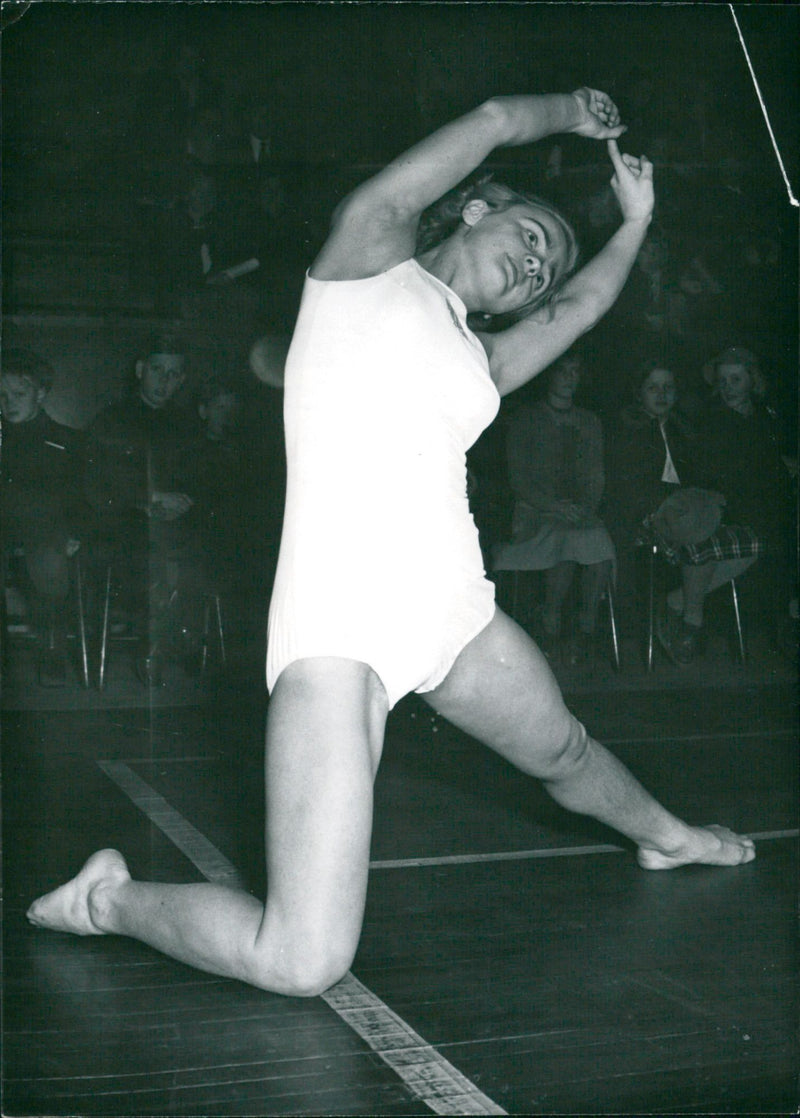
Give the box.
[28,88,755,997]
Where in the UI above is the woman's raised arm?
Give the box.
[312,90,626,281]
[483,140,654,396]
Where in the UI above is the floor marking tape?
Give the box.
[603,728,797,746]
[98,760,507,1117]
[371,843,624,869]
[97,761,244,889]
[369,830,798,870]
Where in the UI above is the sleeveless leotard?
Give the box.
[266,258,500,708]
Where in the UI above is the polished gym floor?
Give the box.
[2,624,797,1116]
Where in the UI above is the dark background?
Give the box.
[2,1,798,426]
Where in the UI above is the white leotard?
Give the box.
[266,258,500,708]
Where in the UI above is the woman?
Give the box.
[494,351,615,660]
[700,346,794,545]
[605,360,761,665]
[28,89,754,998]
[699,345,796,635]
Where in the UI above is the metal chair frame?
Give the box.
[497,567,620,672]
[98,562,226,689]
[2,546,90,688]
[645,540,746,672]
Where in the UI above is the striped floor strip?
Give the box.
[98,759,507,1116]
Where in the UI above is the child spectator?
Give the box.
[83,329,206,684]
[1,349,87,685]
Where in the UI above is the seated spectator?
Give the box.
[195,376,245,573]
[605,360,762,666]
[699,345,797,637]
[83,329,206,684]
[0,349,87,685]
[494,352,615,661]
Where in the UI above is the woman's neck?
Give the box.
[547,393,573,412]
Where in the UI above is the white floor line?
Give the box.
[98,759,507,1117]
[371,842,624,869]
[369,829,798,871]
[602,727,797,746]
[98,761,243,889]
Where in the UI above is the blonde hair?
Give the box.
[704,346,766,398]
[416,175,579,327]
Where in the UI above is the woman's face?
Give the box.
[457,203,571,316]
[716,363,752,412]
[639,368,676,419]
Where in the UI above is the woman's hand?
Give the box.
[607,140,654,223]
[570,88,627,139]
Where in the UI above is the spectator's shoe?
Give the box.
[38,647,67,688]
[657,613,701,666]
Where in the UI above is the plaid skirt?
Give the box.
[643,517,764,567]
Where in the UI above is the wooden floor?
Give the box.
[2,645,798,1116]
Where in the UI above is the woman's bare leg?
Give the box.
[425,608,755,869]
[27,658,389,995]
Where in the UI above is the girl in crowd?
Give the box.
[494,350,615,662]
[699,345,797,635]
[29,88,754,997]
[605,360,761,665]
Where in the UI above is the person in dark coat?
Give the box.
[1,348,87,684]
[605,359,761,663]
[83,329,206,683]
[697,345,796,634]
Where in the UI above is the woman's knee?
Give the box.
[250,921,357,997]
[535,712,591,781]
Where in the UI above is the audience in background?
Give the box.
[493,352,615,663]
[82,329,206,685]
[195,376,245,580]
[4,49,797,689]
[134,38,225,179]
[1,349,88,686]
[605,359,762,665]
[698,346,797,641]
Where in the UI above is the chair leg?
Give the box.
[730,578,746,664]
[98,565,111,690]
[73,553,90,688]
[606,580,620,672]
[200,592,227,677]
[214,593,226,665]
[646,543,656,672]
[200,596,211,676]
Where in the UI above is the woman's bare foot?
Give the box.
[637,825,756,870]
[26,849,131,935]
